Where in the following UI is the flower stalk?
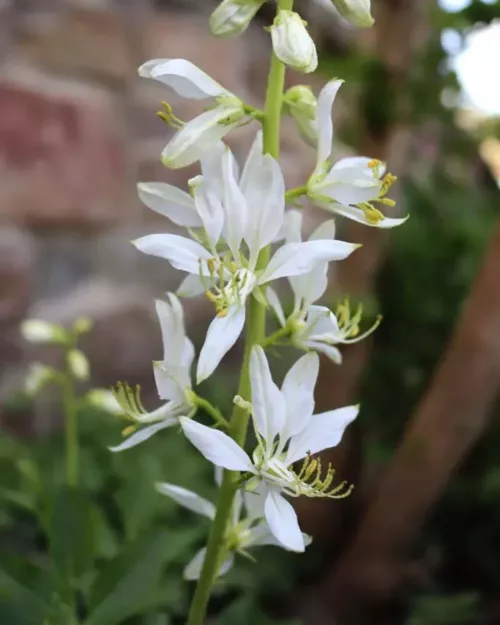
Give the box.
[185,1,293,623]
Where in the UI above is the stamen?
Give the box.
[112,382,147,420]
[292,454,354,499]
[156,101,184,129]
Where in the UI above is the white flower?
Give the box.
[139,59,248,168]
[156,470,309,580]
[267,211,380,363]
[21,319,64,345]
[134,133,359,383]
[210,0,266,37]
[270,10,318,74]
[331,0,374,27]
[283,85,318,145]
[109,294,195,452]
[181,346,358,552]
[306,80,407,229]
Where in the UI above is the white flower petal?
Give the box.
[137,182,200,227]
[138,59,228,99]
[109,418,178,452]
[153,363,186,402]
[248,522,312,550]
[273,209,302,243]
[266,287,286,327]
[196,305,246,383]
[318,181,380,206]
[260,239,358,284]
[181,417,254,472]
[281,352,319,440]
[240,137,285,256]
[177,273,207,298]
[315,79,344,171]
[333,156,385,177]
[162,107,242,169]
[310,218,336,241]
[192,181,224,247]
[318,202,408,229]
[221,148,248,258]
[155,482,215,519]
[264,490,305,552]
[183,547,233,581]
[133,234,212,274]
[305,305,340,338]
[156,295,185,363]
[201,141,238,198]
[250,346,286,447]
[301,339,343,364]
[243,485,266,521]
[286,405,359,464]
[289,262,328,309]
[183,548,206,581]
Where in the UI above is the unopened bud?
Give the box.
[68,349,89,381]
[86,389,123,415]
[331,0,374,28]
[284,85,318,144]
[210,0,266,38]
[21,319,65,345]
[25,363,54,395]
[73,317,92,335]
[270,11,318,74]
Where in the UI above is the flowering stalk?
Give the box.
[63,345,79,487]
[185,1,293,622]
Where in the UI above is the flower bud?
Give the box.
[270,10,318,74]
[86,389,123,415]
[331,0,374,28]
[210,0,266,38]
[68,349,89,381]
[21,319,65,345]
[283,85,318,144]
[25,363,53,395]
[73,317,93,336]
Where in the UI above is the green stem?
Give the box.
[63,355,78,488]
[185,3,293,624]
[261,324,291,349]
[193,394,229,428]
[285,185,307,202]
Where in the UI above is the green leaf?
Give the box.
[0,566,49,625]
[49,486,96,585]
[85,532,170,625]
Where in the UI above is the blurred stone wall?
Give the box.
[0,0,331,432]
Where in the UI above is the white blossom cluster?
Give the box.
[105,0,405,580]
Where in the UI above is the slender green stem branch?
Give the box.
[193,394,229,428]
[285,185,307,202]
[63,354,78,488]
[185,3,293,624]
[261,324,291,349]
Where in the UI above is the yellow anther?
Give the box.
[205,291,218,303]
[229,261,237,274]
[368,159,380,169]
[121,425,137,437]
[363,205,385,225]
[216,309,228,318]
[380,198,396,207]
[207,257,216,273]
